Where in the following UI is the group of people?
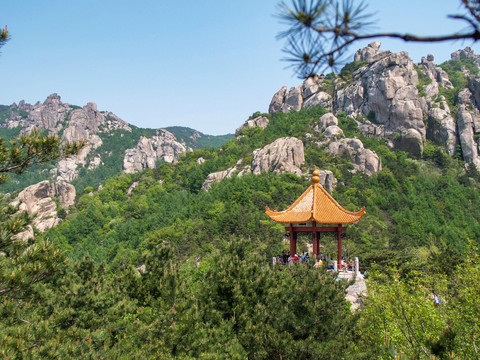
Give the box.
[274,251,311,266]
[274,251,357,272]
[341,258,356,271]
[274,251,333,267]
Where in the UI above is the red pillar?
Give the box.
[289,225,297,256]
[312,221,318,258]
[337,224,343,270]
[316,232,320,256]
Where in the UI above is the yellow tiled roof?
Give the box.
[265,170,366,224]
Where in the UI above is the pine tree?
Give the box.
[0,130,85,298]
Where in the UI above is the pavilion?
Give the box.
[265,169,366,270]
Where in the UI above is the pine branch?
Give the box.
[279,0,480,78]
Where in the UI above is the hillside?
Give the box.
[4,42,480,262]
[46,102,480,266]
[2,43,480,358]
[0,97,232,193]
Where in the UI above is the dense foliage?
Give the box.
[0,241,359,359]
[1,89,480,357]
[0,130,83,317]
[41,105,480,272]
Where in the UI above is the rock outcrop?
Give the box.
[202,137,305,190]
[123,130,187,173]
[325,138,382,175]
[315,113,344,138]
[12,94,70,133]
[1,94,193,183]
[269,75,332,114]
[451,46,480,64]
[202,166,243,191]
[267,43,480,167]
[201,158,252,190]
[2,94,135,182]
[315,170,337,193]
[426,100,457,156]
[323,125,344,138]
[456,89,480,167]
[252,137,305,176]
[235,116,269,135]
[56,103,106,181]
[317,113,339,129]
[13,180,75,233]
[335,43,426,151]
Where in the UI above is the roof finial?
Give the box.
[312,168,320,184]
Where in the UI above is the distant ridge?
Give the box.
[164,126,233,149]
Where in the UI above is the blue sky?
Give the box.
[1,0,479,135]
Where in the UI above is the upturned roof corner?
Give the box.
[265,169,366,225]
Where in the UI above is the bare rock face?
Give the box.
[303,91,332,109]
[201,159,252,190]
[127,181,139,196]
[252,137,305,176]
[436,67,455,89]
[316,170,337,193]
[354,41,383,62]
[335,43,426,148]
[323,125,344,138]
[456,89,480,167]
[57,158,80,183]
[18,94,70,133]
[14,225,35,242]
[325,138,382,175]
[269,75,332,114]
[451,47,480,63]
[88,156,102,170]
[103,112,132,132]
[60,103,106,163]
[399,129,424,157]
[317,113,338,129]
[357,120,386,139]
[3,94,133,183]
[202,167,239,191]
[420,54,454,92]
[14,180,75,233]
[201,138,305,190]
[427,106,457,156]
[52,181,76,209]
[235,116,269,135]
[283,86,303,112]
[302,76,333,109]
[6,94,131,139]
[123,129,187,173]
[269,86,288,113]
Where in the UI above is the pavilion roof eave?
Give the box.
[265,180,366,225]
[264,212,365,225]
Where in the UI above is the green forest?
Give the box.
[1,97,480,358]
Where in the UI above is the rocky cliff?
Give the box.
[202,137,305,190]
[269,75,333,113]
[11,180,76,236]
[203,43,480,192]
[269,43,480,168]
[0,94,192,188]
[123,130,187,173]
